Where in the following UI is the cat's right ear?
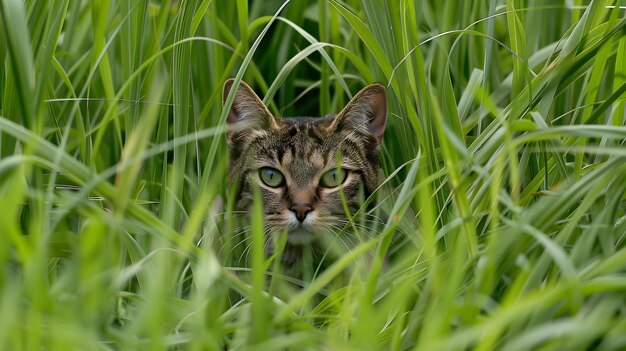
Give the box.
[223,79,277,143]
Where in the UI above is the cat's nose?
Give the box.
[290,205,312,222]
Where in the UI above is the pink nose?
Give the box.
[290,205,312,222]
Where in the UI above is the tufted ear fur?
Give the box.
[223,79,277,145]
[329,83,387,145]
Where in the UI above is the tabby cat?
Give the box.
[224,79,386,266]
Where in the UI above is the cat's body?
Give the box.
[224,79,386,268]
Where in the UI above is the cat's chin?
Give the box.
[286,227,315,245]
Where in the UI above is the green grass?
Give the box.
[1,0,626,349]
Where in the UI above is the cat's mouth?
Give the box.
[286,226,316,245]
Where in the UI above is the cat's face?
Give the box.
[224,79,386,246]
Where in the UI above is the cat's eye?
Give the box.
[319,168,347,188]
[258,167,285,188]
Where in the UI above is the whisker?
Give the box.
[239,242,253,267]
[330,220,378,234]
[325,227,353,253]
[328,228,360,246]
[233,226,253,235]
[225,235,252,257]
[240,228,272,267]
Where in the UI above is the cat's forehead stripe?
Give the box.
[233,117,380,195]
[247,126,370,170]
[280,147,293,166]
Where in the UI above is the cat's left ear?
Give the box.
[330,83,387,145]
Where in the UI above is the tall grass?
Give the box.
[1,0,625,349]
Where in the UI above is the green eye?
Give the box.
[258,167,285,188]
[320,168,347,188]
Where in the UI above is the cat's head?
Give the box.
[224,79,386,245]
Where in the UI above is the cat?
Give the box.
[223,78,386,269]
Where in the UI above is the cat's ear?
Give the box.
[330,83,387,145]
[223,79,277,138]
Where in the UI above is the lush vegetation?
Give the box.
[1,0,625,349]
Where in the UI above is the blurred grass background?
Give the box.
[1,0,626,349]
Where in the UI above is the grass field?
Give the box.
[1,0,626,349]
